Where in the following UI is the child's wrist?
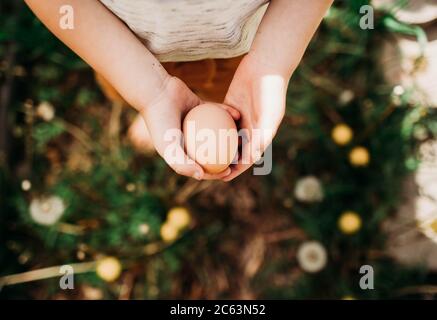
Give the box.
[246,50,295,80]
[135,72,173,114]
[245,51,295,81]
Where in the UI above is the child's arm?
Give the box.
[24,0,232,180]
[250,0,333,79]
[25,0,167,110]
[223,0,333,181]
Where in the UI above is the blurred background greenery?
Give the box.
[1,0,437,299]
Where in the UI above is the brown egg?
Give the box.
[183,103,238,174]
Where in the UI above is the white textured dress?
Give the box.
[99,0,270,62]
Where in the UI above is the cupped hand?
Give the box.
[222,54,289,181]
[139,76,239,180]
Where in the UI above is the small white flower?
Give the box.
[297,241,328,273]
[36,101,55,121]
[125,183,136,192]
[21,180,32,191]
[77,250,86,261]
[138,223,150,235]
[338,90,355,106]
[390,85,406,106]
[393,85,405,96]
[29,195,65,226]
[294,176,324,203]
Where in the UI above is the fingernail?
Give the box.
[223,175,232,182]
[252,148,262,163]
[193,171,202,180]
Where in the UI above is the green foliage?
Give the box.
[32,121,65,151]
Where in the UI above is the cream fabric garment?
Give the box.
[99,0,270,62]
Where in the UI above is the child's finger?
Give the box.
[164,144,205,180]
[202,167,232,180]
[154,126,205,180]
[220,104,241,121]
[222,135,263,182]
[141,107,204,180]
[222,147,252,182]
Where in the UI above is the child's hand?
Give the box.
[140,76,235,180]
[222,54,288,181]
[221,0,333,181]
